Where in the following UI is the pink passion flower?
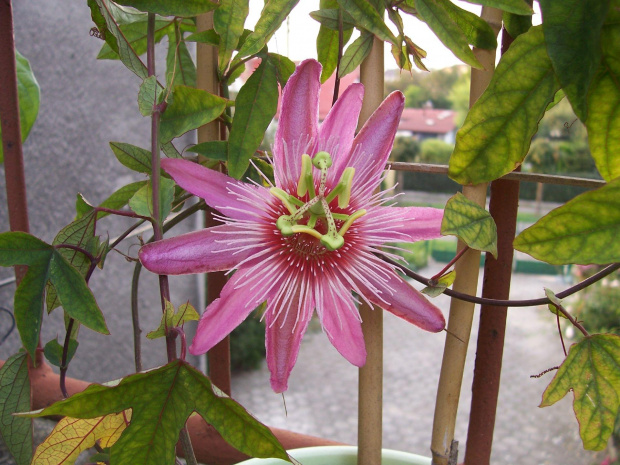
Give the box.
[140,59,445,392]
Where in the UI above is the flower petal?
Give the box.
[273,59,321,192]
[362,206,444,244]
[189,270,270,355]
[316,279,366,367]
[346,91,405,206]
[139,225,261,275]
[351,253,445,332]
[265,283,314,393]
[318,83,365,187]
[161,158,269,220]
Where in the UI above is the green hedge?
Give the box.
[402,171,600,203]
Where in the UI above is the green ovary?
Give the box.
[271,152,365,252]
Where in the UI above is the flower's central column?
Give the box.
[270,151,365,251]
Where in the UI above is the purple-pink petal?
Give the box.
[318,83,364,188]
[161,159,268,221]
[139,225,261,275]
[345,91,405,206]
[316,288,366,367]
[353,255,445,333]
[363,206,444,243]
[265,291,314,393]
[189,271,270,356]
[273,59,321,193]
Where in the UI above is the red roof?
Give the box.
[398,107,455,135]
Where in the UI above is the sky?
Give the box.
[246,1,542,71]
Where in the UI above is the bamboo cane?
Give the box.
[430,7,503,465]
[357,35,385,465]
[195,12,232,395]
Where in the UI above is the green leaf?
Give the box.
[92,0,149,79]
[76,181,147,220]
[544,288,568,319]
[46,211,98,313]
[540,334,620,451]
[415,0,482,68]
[44,338,79,368]
[314,4,354,83]
[187,140,228,161]
[128,178,176,221]
[267,53,296,87]
[49,251,109,335]
[165,33,196,89]
[161,141,182,159]
[0,352,32,465]
[27,360,291,465]
[422,270,456,297]
[185,28,220,45]
[309,8,356,31]
[137,75,163,116]
[502,11,531,38]
[513,178,620,265]
[113,0,217,17]
[159,86,227,143]
[585,24,620,182]
[147,300,199,339]
[439,0,497,49]
[88,0,119,55]
[97,19,171,60]
[0,50,40,164]
[461,0,532,15]
[110,142,152,174]
[335,0,397,45]
[539,0,609,121]
[235,0,300,61]
[441,192,498,257]
[338,31,374,78]
[214,0,250,73]
[449,26,560,185]
[228,58,279,179]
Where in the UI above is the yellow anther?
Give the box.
[338,209,366,237]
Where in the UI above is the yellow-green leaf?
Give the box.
[540,334,620,450]
[539,0,609,121]
[586,23,620,182]
[159,86,227,143]
[415,0,482,69]
[26,360,291,465]
[147,300,199,339]
[544,288,568,319]
[32,411,130,465]
[441,192,498,258]
[422,270,456,297]
[449,26,560,185]
[513,177,620,265]
[0,352,32,465]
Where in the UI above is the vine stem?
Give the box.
[146,13,197,465]
[331,7,344,106]
[381,254,620,308]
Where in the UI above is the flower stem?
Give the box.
[430,246,469,283]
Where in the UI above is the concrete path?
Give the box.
[232,261,606,465]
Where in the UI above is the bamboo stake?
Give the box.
[196,12,231,395]
[430,7,503,465]
[357,35,385,465]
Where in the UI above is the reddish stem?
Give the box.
[430,246,469,283]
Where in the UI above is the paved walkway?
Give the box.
[232,262,606,465]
